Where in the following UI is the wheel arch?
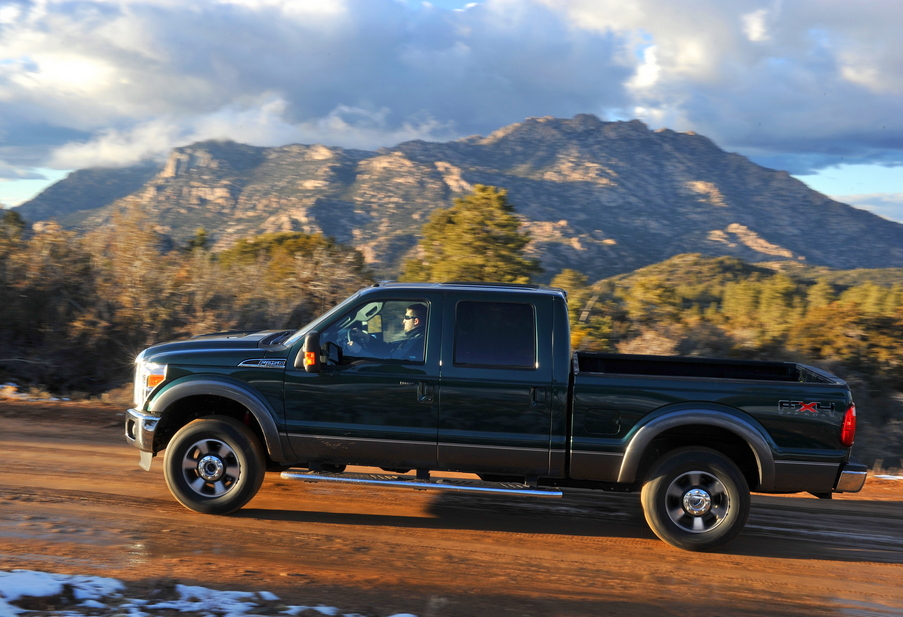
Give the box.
[147,377,288,463]
[618,407,776,491]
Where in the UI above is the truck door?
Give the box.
[283,294,441,469]
[437,294,553,476]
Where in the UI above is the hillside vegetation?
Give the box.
[0,208,370,394]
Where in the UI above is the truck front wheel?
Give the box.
[640,447,750,552]
[163,415,265,515]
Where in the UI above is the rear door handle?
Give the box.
[531,387,548,406]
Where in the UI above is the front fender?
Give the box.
[617,407,776,490]
[147,376,288,463]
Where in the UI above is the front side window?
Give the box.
[320,299,428,364]
[454,301,536,369]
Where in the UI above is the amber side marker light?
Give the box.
[840,403,856,448]
[303,351,318,367]
[146,374,165,389]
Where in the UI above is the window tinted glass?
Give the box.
[454,301,536,368]
[320,299,428,364]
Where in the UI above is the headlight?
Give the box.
[134,360,167,408]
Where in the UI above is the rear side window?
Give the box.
[454,301,536,369]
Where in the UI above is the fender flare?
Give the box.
[617,408,776,490]
[147,377,288,462]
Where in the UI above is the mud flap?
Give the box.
[139,450,154,471]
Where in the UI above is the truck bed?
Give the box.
[575,353,839,384]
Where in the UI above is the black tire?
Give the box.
[640,447,750,552]
[163,415,265,515]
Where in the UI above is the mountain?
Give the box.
[14,162,161,226]
[15,114,903,280]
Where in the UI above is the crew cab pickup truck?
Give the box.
[125,282,866,551]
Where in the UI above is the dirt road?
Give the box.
[1,399,902,616]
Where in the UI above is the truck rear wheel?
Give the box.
[163,415,265,515]
[641,447,749,551]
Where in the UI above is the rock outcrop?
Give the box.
[16,115,903,280]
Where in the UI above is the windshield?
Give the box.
[282,290,363,347]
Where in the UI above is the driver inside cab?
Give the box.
[344,303,427,362]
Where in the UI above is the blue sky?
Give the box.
[1,0,902,223]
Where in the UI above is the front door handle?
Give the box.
[417,381,435,403]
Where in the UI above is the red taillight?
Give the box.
[840,403,856,448]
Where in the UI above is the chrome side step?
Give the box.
[280,470,563,498]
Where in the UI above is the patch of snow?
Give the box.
[0,601,21,617]
[0,569,417,617]
[284,607,340,616]
[0,570,124,602]
[0,570,63,601]
[147,584,262,615]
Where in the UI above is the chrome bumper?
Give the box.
[125,408,159,471]
[834,456,868,493]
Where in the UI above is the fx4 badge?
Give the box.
[778,400,835,413]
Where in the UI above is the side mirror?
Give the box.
[296,331,321,372]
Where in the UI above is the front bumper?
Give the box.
[834,456,868,493]
[125,408,159,470]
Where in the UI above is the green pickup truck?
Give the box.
[125,282,866,551]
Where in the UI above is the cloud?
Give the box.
[0,0,899,186]
[549,0,903,171]
[2,0,632,171]
[49,96,457,168]
[0,164,47,181]
[48,118,184,169]
[832,193,903,225]
[741,9,769,43]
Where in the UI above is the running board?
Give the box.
[280,470,563,498]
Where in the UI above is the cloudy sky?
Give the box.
[1,0,901,221]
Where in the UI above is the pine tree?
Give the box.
[806,278,836,311]
[185,227,210,253]
[400,185,541,283]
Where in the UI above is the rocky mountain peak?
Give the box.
[158,140,267,178]
[478,114,645,147]
[14,114,903,281]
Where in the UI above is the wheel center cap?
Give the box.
[198,455,225,481]
[683,488,712,516]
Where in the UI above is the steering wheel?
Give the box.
[346,326,369,349]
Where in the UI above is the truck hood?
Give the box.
[137,330,293,367]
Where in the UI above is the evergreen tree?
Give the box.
[400,185,541,283]
[841,281,886,314]
[883,284,903,316]
[621,275,680,324]
[0,210,26,263]
[550,269,613,350]
[185,227,210,253]
[0,209,26,242]
[721,279,760,328]
[806,278,836,311]
[757,273,802,338]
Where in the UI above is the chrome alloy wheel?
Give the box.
[665,471,729,533]
[181,438,241,497]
